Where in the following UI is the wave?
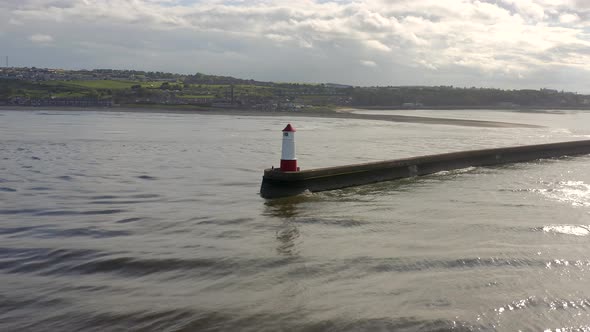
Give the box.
[0,247,301,278]
[433,166,477,176]
[0,244,566,283]
[542,224,590,236]
[0,307,485,332]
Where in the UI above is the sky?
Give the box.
[1,0,590,91]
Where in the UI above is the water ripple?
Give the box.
[35,209,126,216]
[0,247,300,278]
[0,308,485,332]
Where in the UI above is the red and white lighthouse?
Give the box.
[280,124,298,172]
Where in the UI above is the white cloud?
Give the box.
[265,33,292,43]
[8,18,23,25]
[298,39,313,49]
[29,34,53,43]
[364,40,391,52]
[360,60,377,67]
[499,0,546,20]
[559,13,580,24]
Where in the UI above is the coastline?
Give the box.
[0,105,541,128]
[350,105,590,111]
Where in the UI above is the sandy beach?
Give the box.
[0,106,541,128]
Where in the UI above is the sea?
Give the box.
[1,108,590,331]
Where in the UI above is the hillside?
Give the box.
[1,67,589,110]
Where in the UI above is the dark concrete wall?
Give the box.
[260,140,590,199]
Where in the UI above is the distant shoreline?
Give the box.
[351,105,590,111]
[0,105,542,128]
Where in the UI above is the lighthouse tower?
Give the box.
[280,124,298,172]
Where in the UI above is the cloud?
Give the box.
[8,18,23,25]
[364,40,391,52]
[0,0,590,91]
[29,34,53,43]
[559,13,580,24]
[499,0,546,20]
[360,60,377,67]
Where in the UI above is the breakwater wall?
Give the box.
[260,140,590,199]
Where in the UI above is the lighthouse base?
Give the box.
[280,159,298,172]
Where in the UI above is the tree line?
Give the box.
[351,86,588,108]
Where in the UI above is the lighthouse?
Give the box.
[280,124,298,172]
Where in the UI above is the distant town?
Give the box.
[1,67,590,110]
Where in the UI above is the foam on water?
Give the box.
[535,181,590,207]
[542,225,590,236]
[433,166,477,176]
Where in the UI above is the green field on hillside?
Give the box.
[44,80,131,90]
[179,94,215,99]
[44,80,182,90]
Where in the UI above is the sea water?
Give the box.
[1,109,590,331]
